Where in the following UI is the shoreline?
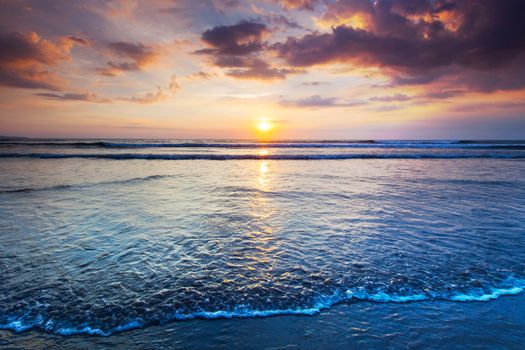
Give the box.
[2,293,525,349]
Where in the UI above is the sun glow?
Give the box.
[256,119,273,133]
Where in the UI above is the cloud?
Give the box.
[250,4,306,30]
[369,93,411,102]
[188,71,214,80]
[34,92,110,103]
[212,55,301,80]
[0,68,65,90]
[198,20,269,56]
[98,41,160,76]
[198,20,300,80]
[159,0,241,20]
[0,32,73,67]
[169,75,180,93]
[422,89,466,100]
[108,42,156,65]
[0,31,75,90]
[301,81,327,86]
[450,101,525,113]
[275,0,320,10]
[372,105,401,112]
[279,95,366,108]
[122,74,183,104]
[275,25,451,69]
[122,86,167,104]
[279,92,415,109]
[34,74,179,104]
[274,0,525,91]
[260,14,305,30]
[227,64,298,80]
[67,36,89,46]
[36,87,168,104]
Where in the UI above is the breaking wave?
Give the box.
[1,153,525,160]
[1,278,523,336]
[1,140,524,149]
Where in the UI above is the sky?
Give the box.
[0,0,524,139]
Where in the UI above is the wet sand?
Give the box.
[2,293,524,349]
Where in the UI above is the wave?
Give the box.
[1,278,524,336]
[1,140,525,149]
[0,174,172,194]
[0,141,108,148]
[1,152,524,160]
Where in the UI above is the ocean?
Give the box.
[0,139,524,348]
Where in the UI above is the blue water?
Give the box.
[0,139,524,337]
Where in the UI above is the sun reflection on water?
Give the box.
[258,149,269,156]
[258,160,269,188]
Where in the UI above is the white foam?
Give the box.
[451,286,524,302]
[1,279,524,336]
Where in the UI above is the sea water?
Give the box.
[0,140,524,336]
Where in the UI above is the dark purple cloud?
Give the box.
[99,41,159,76]
[274,0,525,91]
[198,20,300,80]
[0,68,62,90]
[199,21,268,56]
[0,32,50,65]
[108,42,156,64]
[421,89,466,100]
[0,32,74,90]
[34,92,110,102]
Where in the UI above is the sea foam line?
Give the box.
[1,278,524,336]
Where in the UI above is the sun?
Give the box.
[256,120,273,133]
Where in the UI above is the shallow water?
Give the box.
[0,140,524,338]
[2,294,525,349]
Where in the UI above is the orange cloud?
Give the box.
[0,32,78,90]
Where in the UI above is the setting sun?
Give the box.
[256,120,273,133]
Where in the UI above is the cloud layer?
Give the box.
[0,0,523,135]
[274,0,525,91]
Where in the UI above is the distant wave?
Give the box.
[1,140,525,149]
[1,277,523,336]
[1,153,524,160]
[0,141,109,147]
[0,174,172,194]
